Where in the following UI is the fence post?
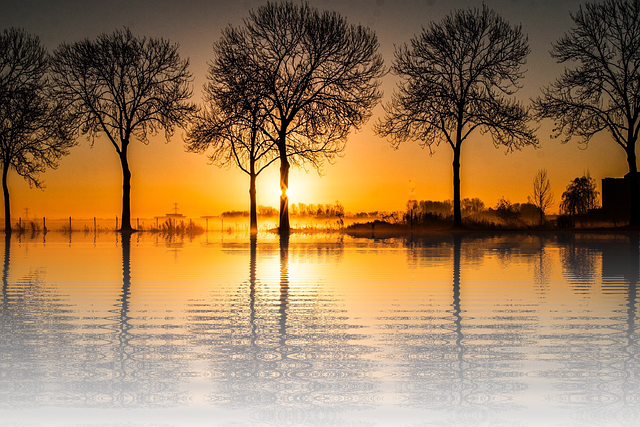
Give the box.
[94,217,97,233]
[116,216,118,230]
[43,217,46,233]
[69,217,72,232]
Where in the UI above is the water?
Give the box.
[0,231,638,427]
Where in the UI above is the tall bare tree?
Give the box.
[376,5,538,229]
[185,69,278,234]
[529,169,554,225]
[50,28,195,233]
[534,0,640,227]
[215,1,385,235]
[0,28,75,233]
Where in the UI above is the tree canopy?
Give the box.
[185,60,278,233]
[0,28,75,232]
[529,169,554,225]
[51,28,195,232]
[214,1,385,234]
[376,5,538,228]
[560,174,599,215]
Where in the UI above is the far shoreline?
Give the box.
[343,220,640,239]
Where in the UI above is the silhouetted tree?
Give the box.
[495,197,521,225]
[376,5,538,228]
[215,1,385,235]
[560,174,599,215]
[185,48,278,234]
[461,198,485,217]
[50,28,194,233]
[529,169,554,225]
[0,28,75,233]
[534,0,640,226]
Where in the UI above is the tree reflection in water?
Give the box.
[0,421,179,427]
[0,235,75,409]
[559,234,601,293]
[531,235,554,293]
[540,236,640,427]
[396,235,527,427]
[215,418,378,427]
[0,233,191,410]
[191,235,377,425]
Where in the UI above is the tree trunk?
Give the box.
[626,234,639,338]
[452,233,463,371]
[3,232,10,303]
[627,145,640,227]
[2,164,10,234]
[119,231,132,351]
[119,148,134,233]
[279,155,290,236]
[249,172,258,234]
[452,146,463,228]
[121,231,131,287]
[249,234,257,347]
[278,233,289,347]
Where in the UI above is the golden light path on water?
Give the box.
[0,231,638,427]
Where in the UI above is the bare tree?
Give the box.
[185,67,278,234]
[376,5,538,229]
[216,1,385,235]
[534,0,640,226]
[529,169,554,225]
[0,28,75,233]
[50,28,195,233]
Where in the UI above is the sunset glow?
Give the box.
[3,3,640,426]
[0,0,631,222]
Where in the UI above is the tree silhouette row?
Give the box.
[1,0,639,234]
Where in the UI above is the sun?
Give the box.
[271,183,297,203]
[258,169,302,207]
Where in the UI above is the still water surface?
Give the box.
[0,231,638,427]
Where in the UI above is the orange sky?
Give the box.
[2,0,630,220]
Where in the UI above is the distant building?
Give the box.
[600,172,640,219]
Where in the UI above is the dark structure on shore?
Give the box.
[600,173,640,221]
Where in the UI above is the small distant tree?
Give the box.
[376,5,538,229]
[519,202,540,224]
[51,28,195,233]
[461,198,485,217]
[257,205,278,216]
[217,2,385,235]
[495,197,521,225]
[0,28,75,233]
[534,0,640,226]
[528,169,554,225]
[560,174,599,215]
[417,200,453,216]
